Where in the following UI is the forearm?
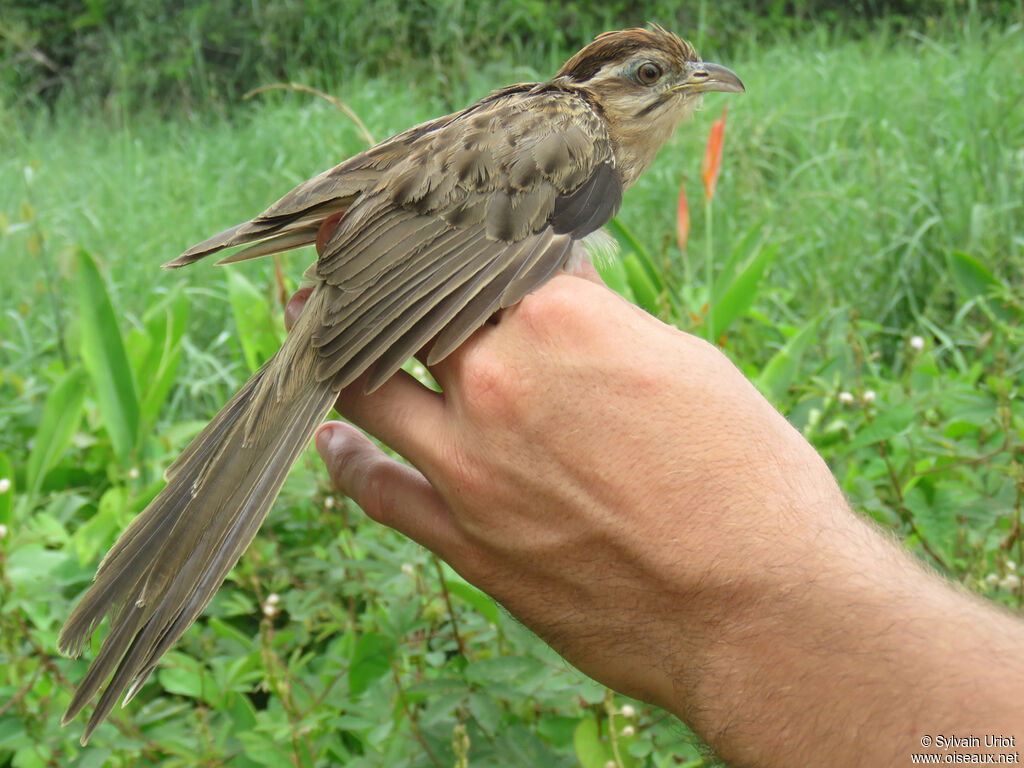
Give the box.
[680,503,1024,767]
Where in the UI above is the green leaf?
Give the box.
[467,691,503,735]
[77,249,140,465]
[594,256,636,303]
[4,545,74,591]
[622,253,661,315]
[756,318,819,403]
[348,631,393,696]
[464,656,544,684]
[948,250,1023,323]
[711,243,778,337]
[24,367,88,501]
[224,690,259,732]
[134,286,189,431]
[849,404,916,449]
[711,219,770,299]
[446,579,500,624]
[0,453,13,526]
[159,652,208,699]
[227,270,282,372]
[606,217,662,292]
[573,717,611,768]
[71,486,127,565]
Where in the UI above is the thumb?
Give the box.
[315,422,458,555]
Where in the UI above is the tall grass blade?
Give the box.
[0,453,13,526]
[605,217,664,294]
[711,244,779,338]
[676,174,690,252]
[756,318,819,403]
[77,250,141,465]
[622,253,662,315]
[131,287,189,432]
[24,367,88,503]
[948,250,1023,324]
[227,270,284,372]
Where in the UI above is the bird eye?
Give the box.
[636,61,663,85]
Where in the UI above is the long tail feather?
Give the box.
[58,293,339,744]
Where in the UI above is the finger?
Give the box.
[333,368,448,473]
[284,285,314,331]
[316,421,458,555]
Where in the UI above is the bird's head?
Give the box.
[556,26,744,187]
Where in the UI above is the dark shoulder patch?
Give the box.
[549,161,622,238]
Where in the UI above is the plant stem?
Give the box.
[705,197,715,343]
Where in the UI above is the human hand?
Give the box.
[287,267,846,711]
[288,271,1024,767]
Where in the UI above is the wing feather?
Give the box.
[304,86,622,390]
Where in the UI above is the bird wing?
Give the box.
[307,84,623,391]
[163,106,477,267]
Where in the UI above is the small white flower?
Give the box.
[909,335,925,351]
[0,478,10,494]
[604,762,616,768]
[324,496,335,509]
[985,573,1001,586]
[127,467,140,480]
[838,391,855,405]
[266,592,280,606]
[621,725,635,737]
[262,602,279,618]
[1007,561,1018,572]
[999,574,1021,592]
[620,704,636,718]
[401,563,415,576]
[0,523,7,539]
[863,390,876,404]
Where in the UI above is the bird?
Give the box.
[58,25,744,743]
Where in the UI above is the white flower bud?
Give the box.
[622,725,635,737]
[127,467,140,480]
[0,523,7,539]
[838,392,854,405]
[0,478,10,494]
[863,390,876,404]
[262,602,279,618]
[620,704,636,718]
[324,496,335,509]
[986,573,1001,586]
[909,335,925,351]
[401,563,415,576]
[1007,561,1018,572]
[266,592,280,606]
[999,574,1021,592]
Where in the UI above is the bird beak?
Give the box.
[678,62,746,95]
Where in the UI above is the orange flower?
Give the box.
[701,106,727,200]
[676,173,690,251]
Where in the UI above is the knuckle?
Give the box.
[514,278,586,332]
[457,346,522,420]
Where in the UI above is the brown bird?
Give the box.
[58,25,743,742]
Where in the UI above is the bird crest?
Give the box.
[558,25,699,82]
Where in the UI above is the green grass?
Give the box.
[1,18,1023,768]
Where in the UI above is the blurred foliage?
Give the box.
[1,0,1022,114]
[1,3,1023,766]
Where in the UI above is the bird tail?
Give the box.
[57,292,338,744]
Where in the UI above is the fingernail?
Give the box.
[316,423,339,459]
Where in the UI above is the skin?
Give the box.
[286,268,1024,768]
